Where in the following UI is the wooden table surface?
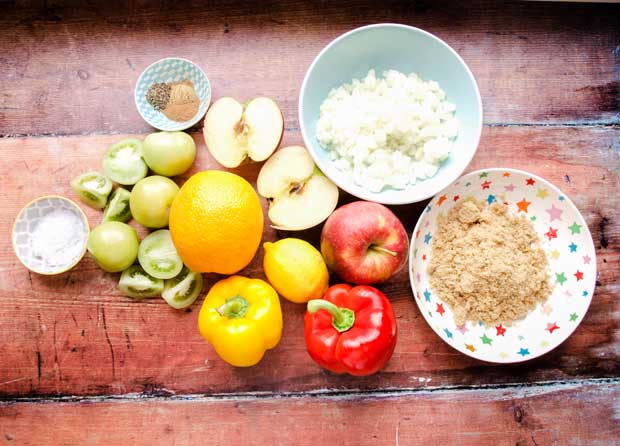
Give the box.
[1,1,619,445]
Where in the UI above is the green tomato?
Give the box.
[162,267,203,309]
[142,131,196,177]
[70,171,112,209]
[130,176,179,228]
[87,222,138,272]
[102,187,132,223]
[119,265,164,299]
[102,138,148,185]
[138,229,183,279]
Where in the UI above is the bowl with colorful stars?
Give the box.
[409,168,596,363]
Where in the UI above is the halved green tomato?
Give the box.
[138,229,183,279]
[102,187,132,223]
[102,138,148,185]
[119,265,164,299]
[162,267,203,309]
[70,171,112,209]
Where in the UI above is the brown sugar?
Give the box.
[427,198,552,326]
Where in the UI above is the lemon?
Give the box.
[263,238,329,303]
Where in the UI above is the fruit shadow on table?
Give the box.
[275,191,431,250]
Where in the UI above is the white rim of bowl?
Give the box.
[407,167,597,363]
[134,57,211,131]
[12,195,90,276]
[298,23,483,205]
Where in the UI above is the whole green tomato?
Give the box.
[87,222,139,272]
[130,175,179,228]
[142,131,196,177]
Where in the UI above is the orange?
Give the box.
[169,170,264,274]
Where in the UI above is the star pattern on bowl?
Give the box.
[409,169,596,363]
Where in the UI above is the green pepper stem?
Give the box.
[217,295,250,319]
[307,299,355,332]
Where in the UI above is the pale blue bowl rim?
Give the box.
[298,23,483,205]
[134,57,211,131]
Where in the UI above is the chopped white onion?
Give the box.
[316,69,458,192]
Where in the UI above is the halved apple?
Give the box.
[257,146,339,230]
[203,97,284,168]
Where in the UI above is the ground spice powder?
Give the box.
[145,79,200,122]
[428,198,552,326]
[146,82,171,111]
[163,80,200,122]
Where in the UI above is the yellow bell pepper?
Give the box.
[198,275,282,367]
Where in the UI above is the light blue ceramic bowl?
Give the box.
[299,24,482,204]
[135,57,211,131]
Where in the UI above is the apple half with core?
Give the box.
[203,97,284,168]
[257,146,339,230]
[320,201,408,285]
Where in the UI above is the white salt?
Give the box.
[30,208,85,268]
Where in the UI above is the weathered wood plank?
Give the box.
[1,382,619,445]
[1,0,619,137]
[0,126,617,397]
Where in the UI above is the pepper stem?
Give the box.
[217,295,250,319]
[307,299,355,333]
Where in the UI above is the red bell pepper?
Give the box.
[304,284,397,376]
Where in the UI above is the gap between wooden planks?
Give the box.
[1,381,619,445]
[1,0,620,136]
[0,126,617,398]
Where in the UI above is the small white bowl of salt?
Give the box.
[12,196,89,275]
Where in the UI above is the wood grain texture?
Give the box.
[0,126,617,397]
[1,382,619,445]
[1,0,619,137]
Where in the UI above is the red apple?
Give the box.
[320,201,409,285]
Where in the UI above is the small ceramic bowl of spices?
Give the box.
[135,57,211,131]
[12,196,90,275]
